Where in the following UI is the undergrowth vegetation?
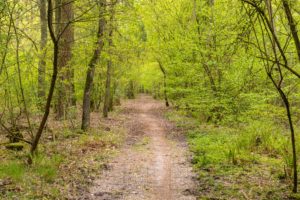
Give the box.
[0,126,125,199]
[166,110,300,199]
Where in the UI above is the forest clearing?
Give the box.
[1,0,300,199]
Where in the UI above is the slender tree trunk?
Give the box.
[103,3,115,118]
[158,61,169,107]
[127,80,135,99]
[282,0,300,61]
[103,55,112,118]
[81,0,106,131]
[113,81,121,106]
[109,90,114,112]
[56,0,74,119]
[31,0,59,156]
[38,0,47,103]
[263,0,298,192]
[283,96,298,193]
[7,4,33,138]
[55,0,61,34]
[269,76,298,193]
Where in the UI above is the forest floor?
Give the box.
[1,95,297,199]
[0,95,198,199]
[88,95,198,200]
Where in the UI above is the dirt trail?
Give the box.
[89,95,197,200]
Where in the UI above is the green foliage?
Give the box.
[167,110,291,198]
[188,125,259,167]
[31,154,63,183]
[235,121,287,155]
[188,120,290,168]
[0,153,63,186]
[0,162,26,181]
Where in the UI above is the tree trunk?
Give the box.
[127,80,135,99]
[283,95,298,193]
[269,75,298,193]
[31,0,59,157]
[81,0,106,131]
[109,91,114,112]
[158,61,169,107]
[103,3,115,118]
[103,57,112,118]
[38,0,47,104]
[282,0,300,61]
[55,0,74,119]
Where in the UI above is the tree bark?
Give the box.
[268,74,298,193]
[55,0,74,119]
[127,80,135,99]
[282,0,300,61]
[38,0,47,103]
[103,2,115,118]
[282,94,298,193]
[81,0,106,131]
[103,53,112,118]
[158,61,169,107]
[31,0,59,156]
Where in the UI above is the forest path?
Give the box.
[89,95,197,200]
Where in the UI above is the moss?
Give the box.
[5,143,24,151]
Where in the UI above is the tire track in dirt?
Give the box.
[89,95,197,200]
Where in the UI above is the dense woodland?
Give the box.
[1,0,300,199]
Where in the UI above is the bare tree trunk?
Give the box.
[127,80,135,99]
[103,54,112,118]
[109,90,114,112]
[81,0,106,131]
[31,0,59,157]
[282,94,298,193]
[7,3,33,138]
[282,0,300,61]
[56,0,74,119]
[38,0,47,103]
[103,3,115,118]
[268,74,298,193]
[158,61,169,107]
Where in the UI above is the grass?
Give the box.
[0,162,26,181]
[32,154,63,183]
[0,154,62,184]
[166,110,297,199]
[0,125,126,199]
